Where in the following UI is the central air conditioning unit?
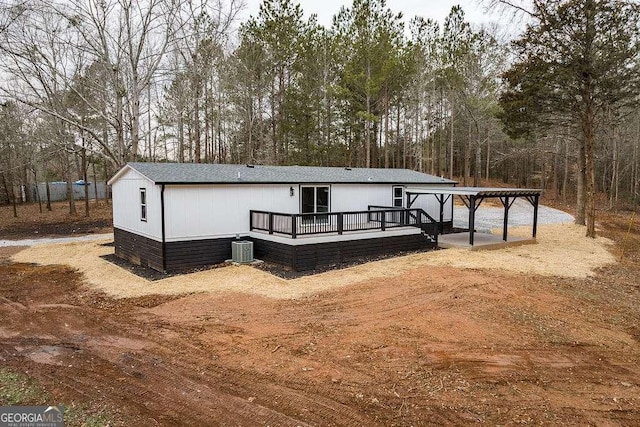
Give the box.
[231,240,254,263]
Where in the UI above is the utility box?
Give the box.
[231,241,254,263]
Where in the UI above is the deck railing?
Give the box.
[250,206,438,239]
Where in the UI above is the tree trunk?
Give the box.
[115,81,125,165]
[22,167,31,203]
[1,173,17,218]
[81,127,89,217]
[92,160,99,206]
[463,121,471,186]
[415,98,423,172]
[437,88,444,176]
[194,96,201,163]
[563,138,569,202]
[633,114,639,205]
[485,134,490,181]
[204,81,210,163]
[45,178,52,211]
[583,100,596,237]
[384,93,389,168]
[583,1,597,238]
[102,110,109,170]
[104,161,110,206]
[65,151,77,215]
[575,134,586,226]
[474,130,482,187]
[552,137,559,197]
[256,91,262,163]
[609,126,618,209]
[33,169,42,214]
[130,78,141,161]
[271,79,278,164]
[365,59,371,168]
[401,104,406,169]
[147,82,153,161]
[219,86,225,162]
[540,144,547,190]
[178,114,185,163]
[449,95,454,180]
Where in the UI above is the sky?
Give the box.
[241,0,511,29]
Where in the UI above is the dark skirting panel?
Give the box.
[251,233,435,272]
[114,228,163,272]
[164,237,237,271]
[115,228,436,273]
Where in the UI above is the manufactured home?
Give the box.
[108,163,457,272]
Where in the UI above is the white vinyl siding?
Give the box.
[111,168,162,240]
[330,184,451,221]
[163,184,299,241]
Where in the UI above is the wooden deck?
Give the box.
[437,232,536,251]
[249,207,438,239]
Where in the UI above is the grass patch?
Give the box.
[0,368,118,426]
[65,403,117,427]
[0,368,48,405]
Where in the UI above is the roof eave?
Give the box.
[107,163,157,186]
[155,180,456,185]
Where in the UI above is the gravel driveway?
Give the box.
[0,233,114,247]
[453,198,574,232]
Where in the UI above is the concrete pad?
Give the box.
[438,232,536,251]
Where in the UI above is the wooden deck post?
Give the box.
[291,215,297,239]
[268,212,274,235]
[337,212,343,235]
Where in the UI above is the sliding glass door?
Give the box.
[301,186,330,223]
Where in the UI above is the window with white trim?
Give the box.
[140,188,147,221]
[392,186,404,207]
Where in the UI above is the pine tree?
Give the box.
[500,0,640,237]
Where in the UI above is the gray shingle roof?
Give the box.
[123,162,455,185]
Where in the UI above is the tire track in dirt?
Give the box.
[0,263,381,426]
[2,255,640,425]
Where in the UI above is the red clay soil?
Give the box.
[1,212,640,427]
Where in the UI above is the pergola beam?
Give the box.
[405,187,542,247]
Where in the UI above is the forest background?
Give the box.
[0,0,638,236]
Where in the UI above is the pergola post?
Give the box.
[469,196,476,245]
[533,194,539,238]
[502,196,509,242]
[438,194,445,235]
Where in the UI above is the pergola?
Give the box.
[405,187,543,245]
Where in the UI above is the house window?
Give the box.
[140,188,147,222]
[301,185,330,224]
[393,186,404,207]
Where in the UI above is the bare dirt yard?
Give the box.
[1,205,639,425]
[0,200,112,239]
